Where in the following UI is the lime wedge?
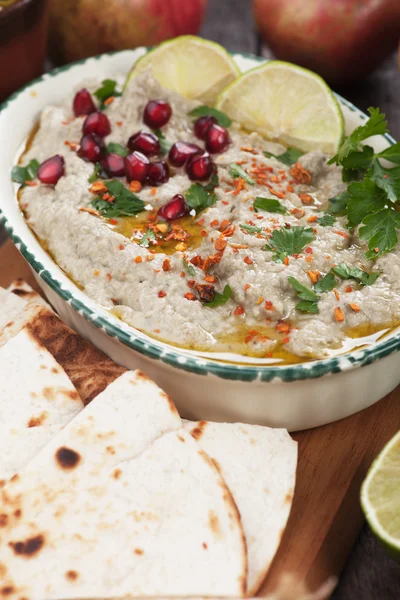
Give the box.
[126,36,240,105]
[216,60,344,154]
[361,430,400,559]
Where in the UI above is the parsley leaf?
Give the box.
[377,142,400,165]
[229,163,254,185]
[106,143,128,157]
[329,107,388,165]
[185,183,216,213]
[329,191,351,215]
[154,129,172,155]
[332,263,379,286]
[314,272,336,293]
[341,145,375,182]
[94,79,121,109]
[183,258,196,276]
[204,284,232,308]
[240,224,262,235]
[264,147,303,166]
[188,106,232,128]
[317,214,336,227]
[138,229,156,247]
[346,179,387,228]
[203,173,219,192]
[369,158,400,203]
[92,180,145,218]
[11,159,40,186]
[265,227,315,262]
[88,162,104,183]
[253,197,286,214]
[359,208,400,259]
[288,276,319,313]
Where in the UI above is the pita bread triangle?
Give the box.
[0,371,247,599]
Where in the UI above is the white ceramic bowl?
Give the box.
[1,49,399,431]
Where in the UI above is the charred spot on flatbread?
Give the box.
[0,514,8,527]
[27,412,48,428]
[55,447,81,470]
[0,585,14,596]
[190,420,207,441]
[208,510,222,539]
[65,570,79,581]
[9,534,45,558]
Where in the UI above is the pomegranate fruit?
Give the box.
[186,152,215,181]
[82,111,111,137]
[253,0,400,85]
[147,161,170,186]
[168,141,202,167]
[128,130,160,156]
[101,153,126,177]
[78,134,105,162]
[48,0,207,65]
[38,155,65,185]
[124,151,150,183]
[143,100,172,129]
[194,115,218,140]
[205,124,230,154]
[158,194,189,221]
[73,88,96,117]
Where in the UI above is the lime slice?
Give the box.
[125,36,240,105]
[216,60,344,155]
[361,430,400,559]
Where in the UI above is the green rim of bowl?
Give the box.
[0,49,398,384]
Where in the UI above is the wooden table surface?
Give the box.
[1,1,399,597]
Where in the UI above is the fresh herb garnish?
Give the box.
[327,108,400,259]
[183,258,196,276]
[240,224,262,235]
[265,227,315,262]
[185,183,217,213]
[253,197,286,214]
[202,173,219,192]
[94,79,121,109]
[154,129,173,155]
[317,214,336,227]
[264,147,303,166]
[138,229,156,247]
[11,159,40,186]
[106,142,128,157]
[92,180,145,218]
[314,272,336,293]
[229,163,254,185]
[331,263,379,286]
[288,276,319,313]
[88,162,103,183]
[188,106,232,128]
[204,284,232,308]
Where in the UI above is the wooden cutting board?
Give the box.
[1,237,400,596]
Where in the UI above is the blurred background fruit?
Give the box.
[48,0,208,64]
[253,0,400,85]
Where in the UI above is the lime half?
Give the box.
[361,430,400,559]
[216,60,344,154]
[126,36,240,105]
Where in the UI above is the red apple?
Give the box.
[253,0,400,85]
[48,0,208,64]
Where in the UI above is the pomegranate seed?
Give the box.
[143,100,172,129]
[38,155,65,185]
[158,194,189,221]
[124,151,150,183]
[186,152,215,181]
[73,89,96,117]
[78,134,104,162]
[127,130,160,157]
[168,141,202,167]
[101,153,125,177]
[82,112,111,138]
[205,124,230,154]
[194,115,218,140]
[147,160,170,186]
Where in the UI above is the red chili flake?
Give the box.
[286,184,294,193]
[109,219,117,225]
[345,286,353,293]
[264,300,274,310]
[333,230,349,238]
[282,336,290,344]
[283,257,289,266]
[222,200,229,205]
[289,163,312,184]
[187,279,196,289]
[116,121,123,127]
[24,180,37,187]
[305,246,313,254]
[334,307,345,322]
[158,290,167,298]
[234,305,245,316]
[244,283,251,292]
[184,292,197,301]
[190,255,204,269]
[200,229,208,237]
[204,274,217,283]
[104,96,115,106]
[106,273,112,281]
[118,244,124,250]
[180,271,185,278]
[243,256,253,265]
[349,303,361,312]
[299,193,314,205]
[134,256,143,264]
[215,238,227,251]
[276,321,290,334]
[210,219,219,227]
[162,258,171,272]
[244,329,258,344]
[334,289,340,301]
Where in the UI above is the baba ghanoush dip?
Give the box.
[15,72,400,363]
